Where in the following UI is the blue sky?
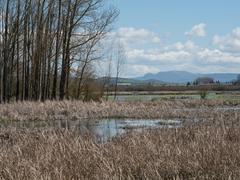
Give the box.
[108,0,240,77]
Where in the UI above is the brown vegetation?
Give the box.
[0,116,240,179]
[0,99,237,121]
[0,100,239,179]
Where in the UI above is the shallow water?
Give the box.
[0,118,182,142]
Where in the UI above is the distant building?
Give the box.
[117,82,132,86]
[233,74,240,85]
[194,77,214,85]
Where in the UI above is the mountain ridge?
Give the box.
[136,71,239,83]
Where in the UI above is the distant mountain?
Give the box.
[98,77,165,86]
[136,71,239,84]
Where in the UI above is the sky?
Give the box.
[108,0,240,77]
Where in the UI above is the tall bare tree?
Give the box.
[113,42,125,101]
[0,0,118,102]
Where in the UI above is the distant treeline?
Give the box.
[0,0,118,102]
[109,84,240,92]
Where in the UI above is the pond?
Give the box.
[0,118,182,143]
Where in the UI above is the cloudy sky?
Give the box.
[109,0,240,78]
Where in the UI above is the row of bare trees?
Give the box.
[0,0,118,102]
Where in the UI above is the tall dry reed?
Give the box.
[0,99,236,121]
[0,100,239,179]
[0,119,240,179]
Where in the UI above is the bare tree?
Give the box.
[0,0,118,102]
[52,0,62,100]
[113,42,125,101]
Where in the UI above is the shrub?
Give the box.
[199,90,208,99]
[83,80,104,102]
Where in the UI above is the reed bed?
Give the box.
[0,99,237,121]
[0,118,240,179]
[0,100,240,179]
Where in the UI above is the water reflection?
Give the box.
[0,118,182,142]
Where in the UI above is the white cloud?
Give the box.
[103,27,240,77]
[165,41,198,51]
[213,27,240,52]
[127,46,240,65]
[197,48,240,64]
[185,23,207,37]
[125,41,240,76]
[110,27,161,48]
[118,27,160,43]
[126,40,198,64]
[127,48,191,63]
[127,65,159,77]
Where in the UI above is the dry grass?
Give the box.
[0,100,240,179]
[0,121,240,179]
[0,99,237,122]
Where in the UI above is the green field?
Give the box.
[106,91,240,102]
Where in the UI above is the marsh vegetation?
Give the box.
[0,0,239,179]
[0,99,240,179]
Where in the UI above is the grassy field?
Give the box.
[0,99,240,179]
[106,91,240,102]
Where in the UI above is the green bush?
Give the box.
[199,90,208,99]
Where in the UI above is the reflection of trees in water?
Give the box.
[75,119,122,142]
[60,119,70,130]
